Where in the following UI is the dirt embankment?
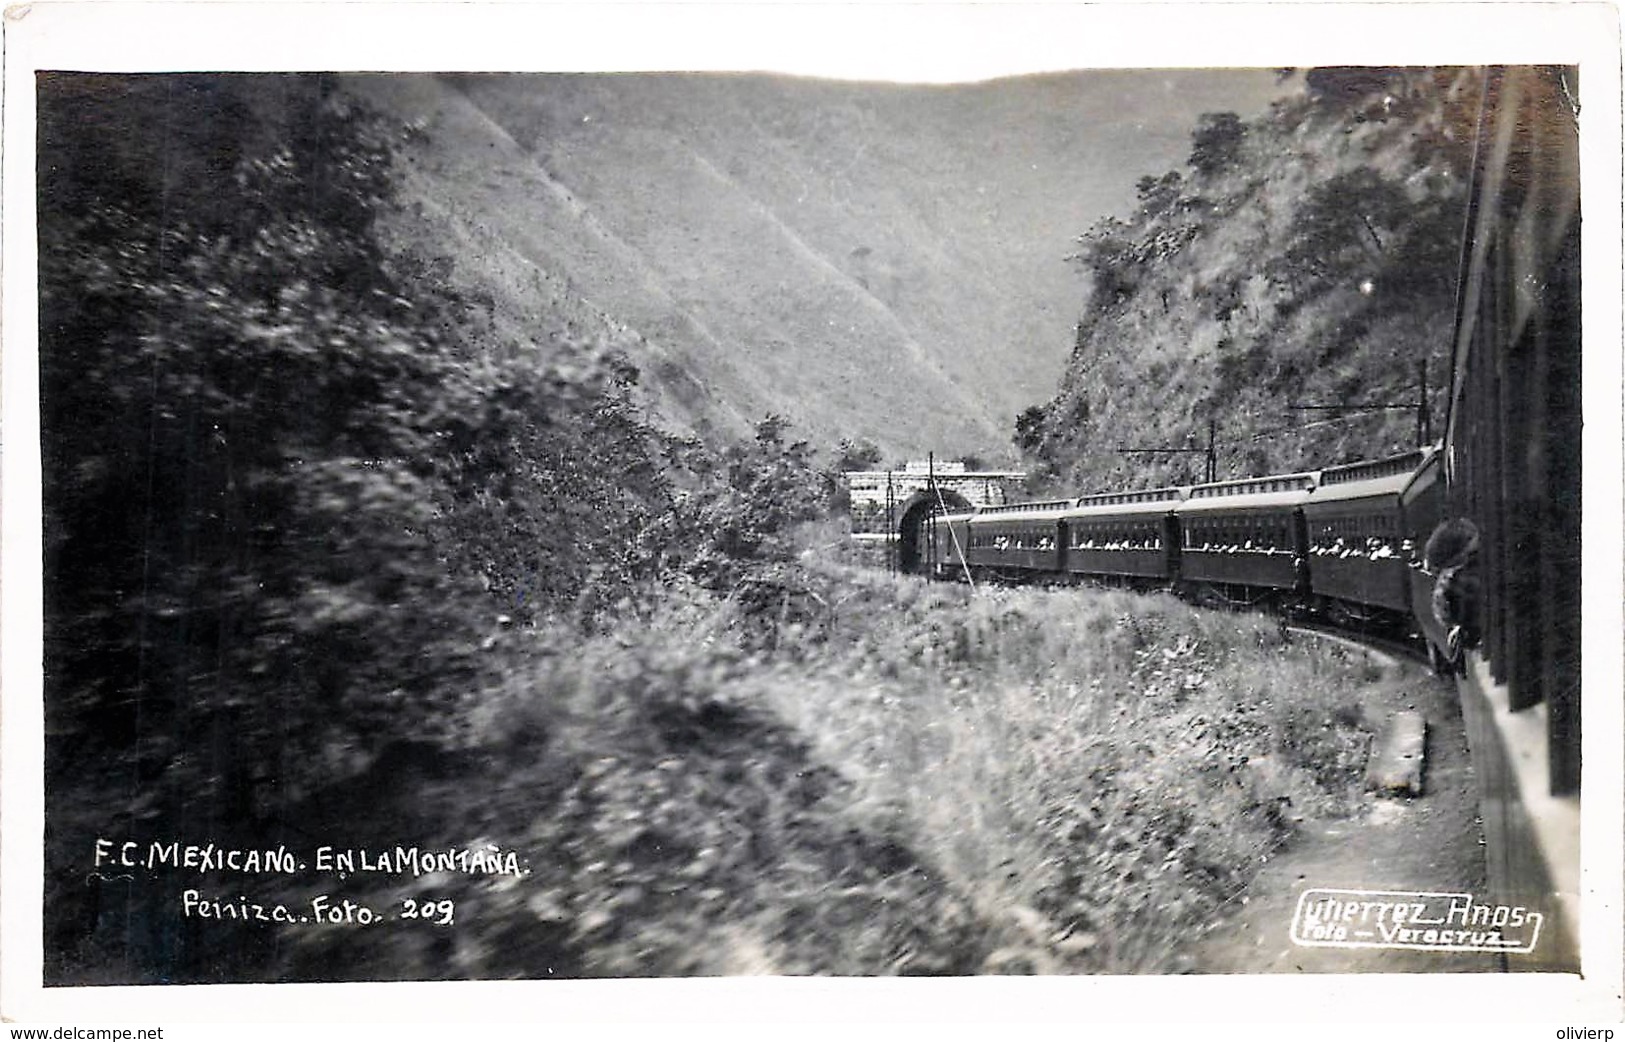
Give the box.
[1187,634,1496,973]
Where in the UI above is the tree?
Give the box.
[36,72,671,842]
[1275,168,1410,289]
[1304,67,1403,107]
[41,78,469,813]
[1135,171,1184,218]
[834,438,883,472]
[1014,404,1050,454]
[1188,112,1246,178]
[1069,218,1142,307]
[677,416,829,587]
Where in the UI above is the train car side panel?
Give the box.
[1303,458,1422,614]
[1176,479,1313,592]
[1440,65,1581,969]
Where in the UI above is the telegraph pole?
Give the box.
[1206,418,1216,483]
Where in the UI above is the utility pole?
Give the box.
[926,452,936,577]
[1287,362,1433,446]
[1418,358,1432,444]
[885,469,895,576]
[1119,418,1217,483]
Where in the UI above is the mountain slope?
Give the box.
[343,70,1288,460]
[1020,68,1480,492]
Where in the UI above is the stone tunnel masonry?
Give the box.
[844,460,1028,573]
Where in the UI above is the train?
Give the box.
[927,450,1425,634]
[926,66,1582,971]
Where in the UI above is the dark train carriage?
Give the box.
[961,499,1072,575]
[1302,451,1427,616]
[1444,64,1581,794]
[1174,473,1315,593]
[1060,487,1184,581]
[1399,448,1453,666]
[1436,65,1581,969]
[928,509,977,580]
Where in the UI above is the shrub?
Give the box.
[1188,112,1246,178]
[37,74,686,980]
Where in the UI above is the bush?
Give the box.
[1188,112,1246,178]
[36,74,687,979]
[40,78,492,818]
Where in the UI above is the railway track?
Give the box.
[1281,621,1428,670]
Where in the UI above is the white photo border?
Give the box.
[3,1,1621,1028]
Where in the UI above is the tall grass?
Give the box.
[269,563,1387,980]
[756,565,1382,972]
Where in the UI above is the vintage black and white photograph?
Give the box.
[3,1,1620,1028]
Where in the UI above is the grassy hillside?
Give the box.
[1020,68,1479,492]
[343,71,1288,461]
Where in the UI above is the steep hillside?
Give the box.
[1020,68,1480,492]
[342,71,1287,460]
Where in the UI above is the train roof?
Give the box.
[1063,486,1187,519]
[967,501,1074,523]
[1074,486,1187,507]
[1318,449,1427,486]
[1175,471,1316,514]
[955,457,1429,522]
[1398,444,1443,506]
[977,498,1076,514]
[1305,450,1429,507]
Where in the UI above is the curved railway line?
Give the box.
[917,66,1581,971]
[1281,622,1414,670]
